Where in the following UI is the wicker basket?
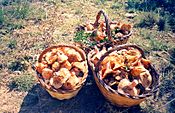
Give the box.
[34,44,88,100]
[88,44,159,107]
[76,10,132,51]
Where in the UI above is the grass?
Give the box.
[111,1,125,10]
[8,58,28,72]
[134,12,158,29]
[8,2,31,19]
[130,28,170,53]
[140,29,168,51]
[8,40,17,49]
[0,8,4,24]
[0,0,46,36]
[74,30,92,46]
[126,0,175,32]
[126,0,157,12]
[8,73,35,92]
[95,0,107,5]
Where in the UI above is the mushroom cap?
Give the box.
[42,68,53,80]
[85,22,94,31]
[118,79,140,96]
[45,52,58,64]
[141,58,151,68]
[63,74,80,90]
[52,62,60,72]
[71,61,87,74]
[50,77,63,89]
[139,70,152,88]
[35,62,48,74]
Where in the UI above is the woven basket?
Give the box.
[88,44,159,107]
[34,44,88,100]
[76,10,132,51]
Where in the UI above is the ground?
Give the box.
[0,0,175,113]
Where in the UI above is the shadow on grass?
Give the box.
[19,74,144,113]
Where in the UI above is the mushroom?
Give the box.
[125,49,142,66]
[64,48,82,63]
[53,68,71,85]
[110,23,118,30]
[95,21,106,41]
[63,74,80,90]
[71,61,87,74]
[101,62,113,79]
[60,61,72,70]
[120,24,131,35]
[101,55,124,71]
[118,79,140,97]
[42,68,53,80]
[51,48,58,54]
[117,49,128,56]
[57,51,68,63]
[141,58,151,68]
[50,76,63,89]
[139,70,152,89]
[52,62,60,71]
[115,75,122,81]
[130,61,147,77]
[45,52,58,64]
[35,62,48,74]
[115,33,124,38]
[85,22,94,31]
[70,67,80,77]
[95,30,106,41]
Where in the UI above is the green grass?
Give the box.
[74,30,92,45]
[134,12,158,29]
[8,58,28,72]
[144,32,168,51]
[0,0,46,36]
[111,2,124,10]
[129,28,170,53]
[0,8,5,24]
[95,0,107,5]
[126,0,157,12]
[8,74,35,92]
[7,40,17,49]
[168,15,175,32]
[126,0,175,32]
[8,2,31,19]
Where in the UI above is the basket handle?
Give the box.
[93,10,113,43]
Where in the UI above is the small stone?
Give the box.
[125,13,137,19]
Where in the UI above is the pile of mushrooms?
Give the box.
[91,47,152,97]
[35,47,88,90]
[84,21,131,42]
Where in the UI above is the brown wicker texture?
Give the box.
[76,9,132,50]
[88,44,159,107]
[35,44,88,100]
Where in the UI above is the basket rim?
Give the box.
[88,44,159,99]
[35,44,88,94]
